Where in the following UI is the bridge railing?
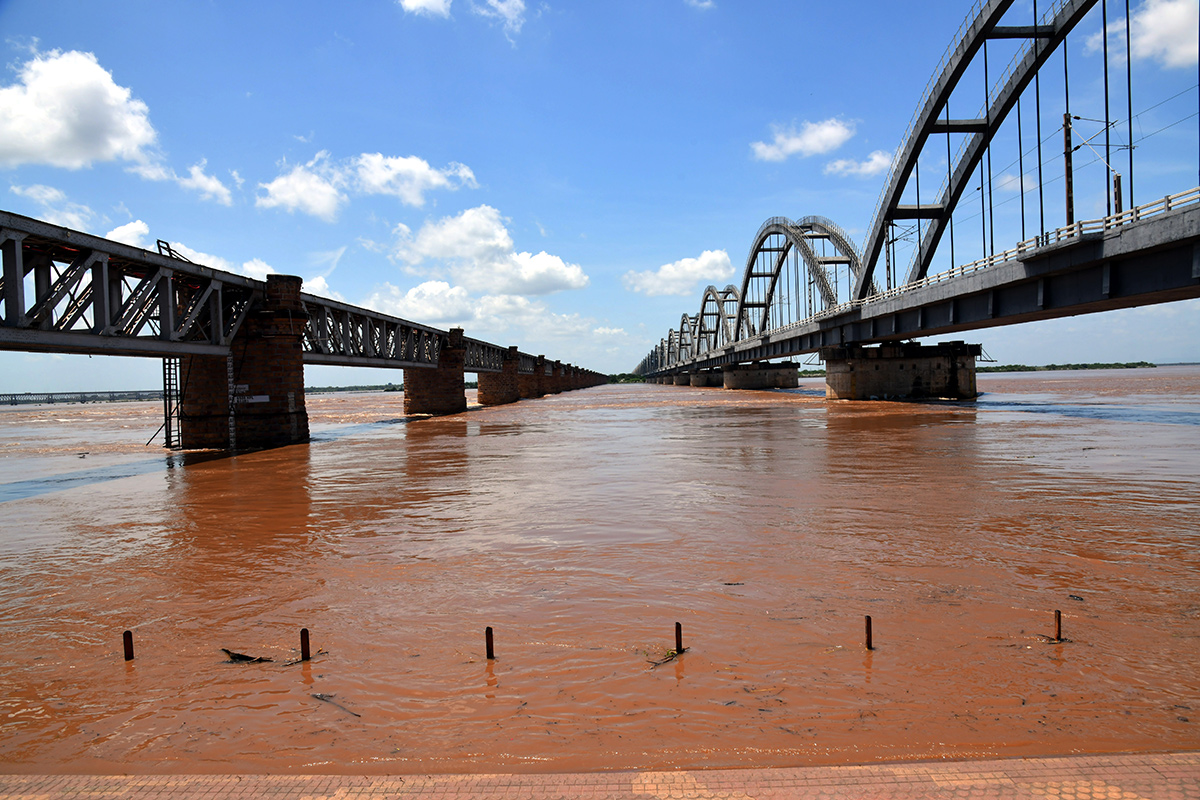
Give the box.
[867,186,1200,304]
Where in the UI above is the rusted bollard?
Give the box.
[865,615,874,651]
[1054,610,1062,642]
[300,628,311,661]
[123,630,134,661]
[485,626,495,660]
[675,621,683,653]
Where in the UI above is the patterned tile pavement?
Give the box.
[1,752,1197,799]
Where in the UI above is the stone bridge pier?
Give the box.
[179,274,309,451]
[404,328,467,415]
[477,346,521,406]
[821,341,981,400]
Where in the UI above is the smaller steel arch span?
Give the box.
[695,284,742,354]
[678,314,696,361]
[734,216,867,340]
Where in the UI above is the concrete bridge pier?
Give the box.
[179,274,309,451]
[549,361,563,394]
[821,341,981,400]
[673,374,690,386]
[722,362,800,390]
[478,346,521,406]
[690,370,722,387]
[404,328,467,415]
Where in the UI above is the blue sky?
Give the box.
[0,0,1197,391]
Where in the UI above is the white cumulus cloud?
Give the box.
[105,219,151,248]
[622,249,733,297]
[10,184,96,230]
[824,149,892,178]
[751,118,855,162]
[177,160,233,206]
[1132,0,1199,67]
[398,0,452,16]
[684,0,716,8]
[258,151,476,221]
[256,152,347,222]
[0,50,157,169]
[393,205,589,295]
[366,280,477,326]
[356,153,476,206]
[1086,0,1199,68]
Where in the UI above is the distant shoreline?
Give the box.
[3,363,1196,402]
[977,361,1160,373]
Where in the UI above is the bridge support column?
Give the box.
[518,355,545,398]
[821,341,981,400]
[404,328,467,415]
[673,374,691,386]
[690,370,721,387]
[478,346,521,406]
[548,361,563,394]
[722,362,799,390]
[179,274,309,451]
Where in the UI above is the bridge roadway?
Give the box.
[647,189,1200,378]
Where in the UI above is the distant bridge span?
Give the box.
[0,210,605,451]
[637,0,1200,393]
[650,191,1200,373]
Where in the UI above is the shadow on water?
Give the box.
[976,395,1200,426]
[0,449,228,504]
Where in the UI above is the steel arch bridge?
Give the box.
[635,0,1200,378]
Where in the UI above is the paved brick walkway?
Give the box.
[1,752,1197,798]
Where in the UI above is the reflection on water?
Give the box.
[1,368,1199,773]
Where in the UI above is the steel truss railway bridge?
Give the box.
[636,0,1200,399]
[0,212,604,451]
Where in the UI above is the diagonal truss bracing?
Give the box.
[1,211,257,358]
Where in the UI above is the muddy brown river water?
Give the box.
[1,368,1199,774]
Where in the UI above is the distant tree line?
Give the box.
[977,361,1157,373]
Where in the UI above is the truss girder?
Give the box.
[855,0,1100,300]
[299,294,443,370]
[0,211,258,357]
[1,209,599,382]
[463,337,507,373]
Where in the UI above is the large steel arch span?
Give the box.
[734,215,868,340]
[854,0,1099,301]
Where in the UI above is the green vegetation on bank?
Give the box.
[977,361,1157,373]
[608,374,644,383]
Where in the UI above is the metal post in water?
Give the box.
[675,621,683,653]
[865,615,874,651]
[1055,610,1062,642]
[123,630,134,661]
[485,626,495,660]
[300,628,311,661]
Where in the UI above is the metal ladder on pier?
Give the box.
[162,357,183,450]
